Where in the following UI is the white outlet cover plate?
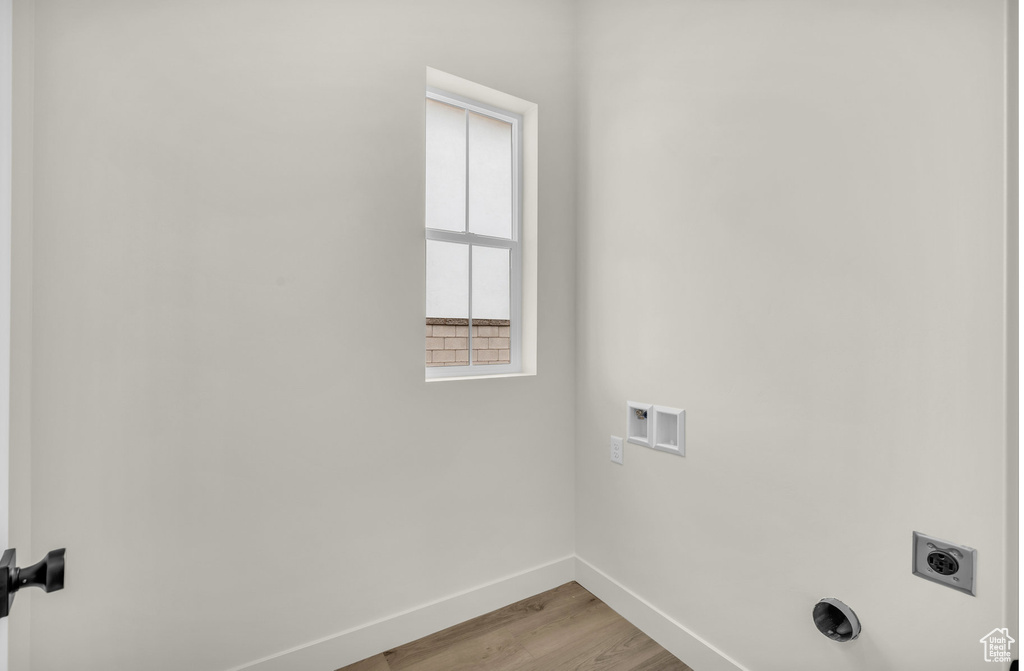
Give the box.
[911,531,976,596]
[610,436,623,465]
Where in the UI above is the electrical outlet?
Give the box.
[912,531,977,596]
[610,436,623,465]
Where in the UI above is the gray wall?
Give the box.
[16,1,577,669]
[574,1,1013,670]
[10,0,34,667]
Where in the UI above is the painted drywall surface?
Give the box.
[575,2,1012,670]
[1004,0,1019,651]
[24,1,576,669]
[9,0,32,668]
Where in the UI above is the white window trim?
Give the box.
[425,87,523,379]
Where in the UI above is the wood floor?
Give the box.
[337,582,692,671]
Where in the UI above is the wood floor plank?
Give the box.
[588,628,669,670]
[517,596,624,660]
[387,631,534,671]
[631,648,694,671]
[501,583,608,646]
[523,613,643,670]
[536,624,667,671]
[336,582,691,671]
[336,653,391,671]
[383,582,585,670]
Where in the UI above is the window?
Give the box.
[425,87,522,377]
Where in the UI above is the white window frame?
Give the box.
[425,87,523,379]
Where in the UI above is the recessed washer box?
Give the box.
[626,401,653,448]
[653,406,685,457]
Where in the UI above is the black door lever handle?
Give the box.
[0,548,65,618]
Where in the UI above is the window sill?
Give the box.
[425,372,535,383]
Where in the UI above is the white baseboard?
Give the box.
[226,556,575,671]
[574,557,750,671]
[226,555,745,671]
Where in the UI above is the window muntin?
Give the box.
[425,89,521,377]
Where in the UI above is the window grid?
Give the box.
[426,88,522,378]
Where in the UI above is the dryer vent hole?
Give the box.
[812,599,861,642]
[926,551,959,576]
